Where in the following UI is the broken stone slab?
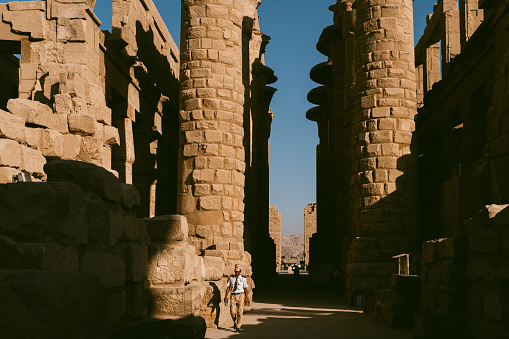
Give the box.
[49,2,88,20]
[44,160,122,203]
[0,181,87,245]
[20,145,46,178]
[2,9,47,40]
[7,98,52,121]
[0,139,22,168]
[77,136,102,164]
[6,98,68,133]
[61,133,81,160]
[147,243,188,285]
[103,125,120,146]
[24,127,43,150]
[143,215,189,243]
[149,283,205,319]
[88,104,111,125]
[121,183,140,209]
[0,109,26,143]
[41,129,64,159]
[7,1,45,11]
[57,18,86,42]
[53,93,73,115]
[68,114,97,136]
[59,72,87,97]
[0,270,108,339]
[203,255,225,281]
[0,167,20,184]
[81,250,125,289]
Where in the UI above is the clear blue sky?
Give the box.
[3,0,436,235]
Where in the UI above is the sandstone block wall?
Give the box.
[416,204,509,339]
[0,161,149,327]
[269,205,281,268]
[108,0,180,218]
[304,203,317,269]
[415,0,508,243]
[0,0,117,183]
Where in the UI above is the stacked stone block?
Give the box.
[178,0,260,275]
[416,237,468,338]
[347,0,418,295]
[269,205,281,269]
[0,160,149,327]
[304,203,317,269]
[110,0,180,201]
[144,215,207,321]
[416,204,509,339]
[0,1,118,183]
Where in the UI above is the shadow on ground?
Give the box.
[205,272,414,339]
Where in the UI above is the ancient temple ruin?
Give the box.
[307,0,509,337]
[0,0,277,336]
[0,0,508,337]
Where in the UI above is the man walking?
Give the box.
[224,264,248,332]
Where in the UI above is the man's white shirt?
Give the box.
[227,275,248,293]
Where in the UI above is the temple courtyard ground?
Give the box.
[205,272,414,338]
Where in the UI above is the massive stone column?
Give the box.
[178,0,259,273]
[347,0,418,297]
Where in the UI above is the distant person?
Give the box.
[293,265,300,287]
[224,265,248,333]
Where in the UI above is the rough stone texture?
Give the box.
[149,283,205,320]
[0,109,25,143]
[203,255,225,281]
[0,0,119,183]
[0,181,87,245]
[0,138,22,168]
[0,270,108,339]
[144,215,188,243]
[45,160,122,203]
[0,161,150,334]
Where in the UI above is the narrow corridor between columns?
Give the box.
[205,272,413,338]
